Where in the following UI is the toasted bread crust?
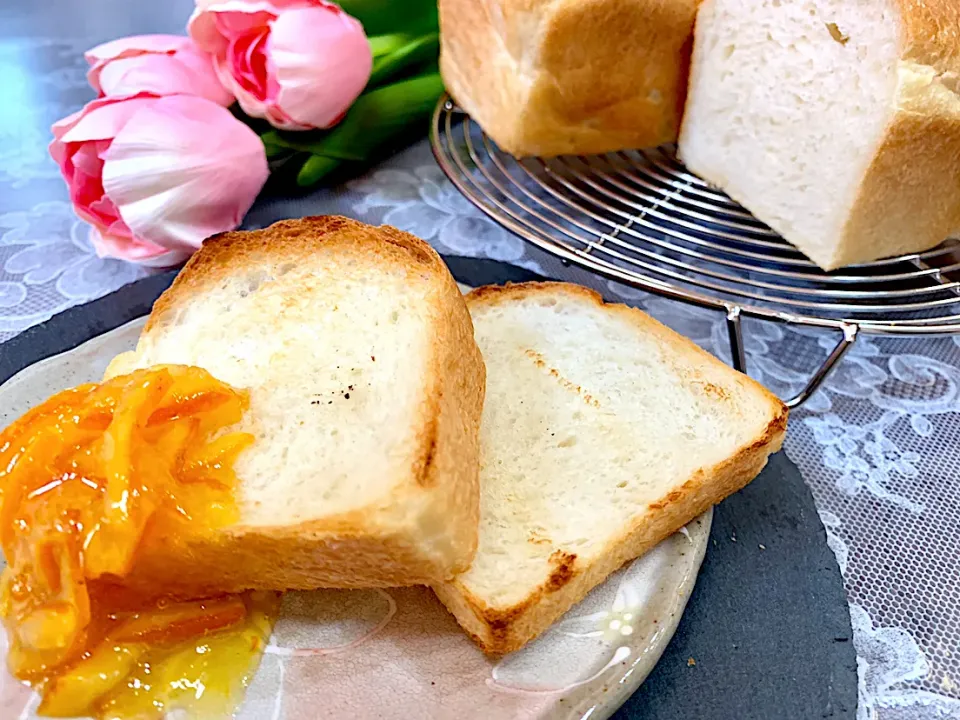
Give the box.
[434,282,787,654]
[146,216,440,335]
[118,217,486,591]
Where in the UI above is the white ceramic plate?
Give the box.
[0,316,711,720]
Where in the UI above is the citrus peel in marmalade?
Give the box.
[0,365,275,718]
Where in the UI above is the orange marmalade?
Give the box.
[0,365,276,718]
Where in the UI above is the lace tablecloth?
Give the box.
[2,3,959,718]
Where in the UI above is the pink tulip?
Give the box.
[85,34,233,106]
[188,0,372,131]
[50,94,269,266]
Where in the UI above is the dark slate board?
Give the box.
[620,450,858,720]
[0,256,857,719]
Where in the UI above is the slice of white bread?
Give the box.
[439,0,701,157]
[679,0,960,270]
[104,216,486,592]
[434,283,787,653]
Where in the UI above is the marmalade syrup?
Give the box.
[0,365,277,718]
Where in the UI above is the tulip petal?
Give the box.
[196,0,308,14]
[188,1,287,54]
[215,9,275,35]
[270,7,372,129]
[58,95,157,144]
[88,226,189,267]
[187,7,231,57]
[85,34,194,66]
[50,96,201,266]
[192,5,280,118]
[172,45,235,105]
[101,96,268,252]
[86,35,202,97]
[51,107,88,143]
[212,55,271,120]
[67,143,112,223]
[224,25,272,101]
[69,141,103,178]
[264,102,304,130]
[95,52,232,106]
[187,0,354,130]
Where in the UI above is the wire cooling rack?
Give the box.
[430,97,960,408]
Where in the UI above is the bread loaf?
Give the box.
[679,0,960,270]
[439,0,702,157]
[107,216,486,592]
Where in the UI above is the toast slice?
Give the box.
[434,283,786,653]
[105,216,485,591]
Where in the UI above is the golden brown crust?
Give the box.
[420,237,487,566]
[836,0,960,267]
[544,549,577,592]
[123,217,486,590]
[436,281,787,654]
[439,0,701,157]
[840,92,960,266]
[147,216,438,334]
[127,521,466,595]
[895,0,960,75]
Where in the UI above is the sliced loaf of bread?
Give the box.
[439,0,702,157]
[679,0,960,269]
[434,283,786,653]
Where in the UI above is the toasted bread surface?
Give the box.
[434,282,786,653]
[110,216,485,591]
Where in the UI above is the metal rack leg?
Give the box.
[726,306,747,374]
[785,324,859,409]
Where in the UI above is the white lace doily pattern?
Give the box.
[605,291,960,720]
[2,6,960,717]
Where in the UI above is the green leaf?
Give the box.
[337,0,438,35]
[312,73,444,161]
[261,134,291,159]
[296,155,344,187]
[292,72,445,187]
[367,33,411,58]
[368,33,439,89]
